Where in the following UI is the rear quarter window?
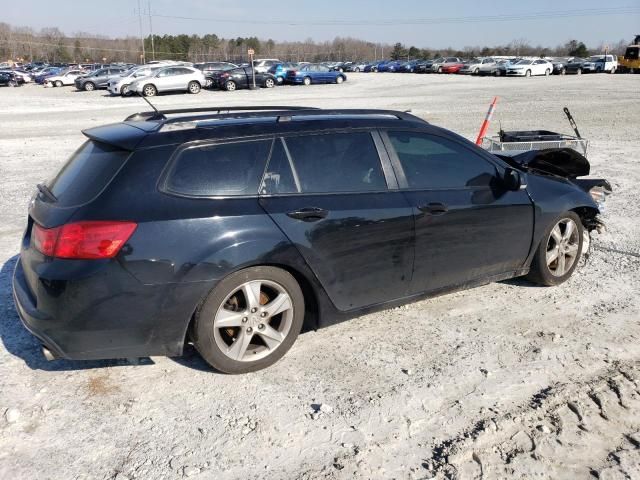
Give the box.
[46,140,130,207]
[164,139,272,197]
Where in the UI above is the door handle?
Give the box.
[286,207,328,221]
[418,203,448,215]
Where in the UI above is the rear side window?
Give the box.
[282,132,387,193]
[46,141,129,206]
[387,131,496,189]
[165,140,272,197]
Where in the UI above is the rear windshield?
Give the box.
[46,140,129,207]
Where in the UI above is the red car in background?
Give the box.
[441,61,465,74]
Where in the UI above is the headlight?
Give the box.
[589,186,610,209]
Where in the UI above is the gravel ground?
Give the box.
[0,73,639,480]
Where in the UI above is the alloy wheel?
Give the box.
[213,280,294,362]
[546,218,580,277]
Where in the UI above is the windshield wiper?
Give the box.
[36,183,57,202]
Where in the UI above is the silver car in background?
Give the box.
[129,66,206,97]
[108,65,164,96]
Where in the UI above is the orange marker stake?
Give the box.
[475,96,499,146]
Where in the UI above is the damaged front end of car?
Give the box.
[495,147,612,261]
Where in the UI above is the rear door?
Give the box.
[259,131,414,311]
[382,129,534,295]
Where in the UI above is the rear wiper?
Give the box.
[36,183,57,202]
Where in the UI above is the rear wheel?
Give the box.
[264,77,275,88]
[303,76,311,86]
[525,70,531,77]
[560,67,566,75]
[188,81,201,94]
[526,212,583,286]
[55,80,63,87]
[120,84,130,97]
[193,266,305,374]
[83,81,95,91]
[225,80,237,91]
[609,67,616,74]
[577,68,582,75]
[336,75,344,84]
[143,84,157,97]
[545,69,550,76]
[354,67,360,72]
[204,77,213,88]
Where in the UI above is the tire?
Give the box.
[494,69,501,76]
[264,77,275,88]
[336,75,344,84]
[577,68,582,75]
[526,212,583,286]
[545,69,550,76]
[225,80,236,91]
[188,81,201,94]
[609,67,616,74]
[83,81,95,91]
[437,66,442,73]
[354,67,360,72]
[276,76,283,84]
[473,68,479,75]
[55,80,63,87]
[204,77,213,88]
[192,266,305,374]
[525,70,531,77]
[560,67,566,75]
[303,76,311,86]
[120,84,130,97]
[142,84,157,97]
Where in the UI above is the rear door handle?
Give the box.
[286,207,328,221]
[418,202,448,215]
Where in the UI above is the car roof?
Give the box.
[82,107,430,151]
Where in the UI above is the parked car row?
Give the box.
[344,54,620,77]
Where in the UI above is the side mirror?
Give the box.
[502,167,524,191]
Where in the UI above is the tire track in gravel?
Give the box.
[423,361,640,479]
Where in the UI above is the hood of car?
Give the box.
[497,148,590,178]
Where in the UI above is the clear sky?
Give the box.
[5,0,639,48]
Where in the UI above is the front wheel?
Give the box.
[143,84,157,97]
[336,75,344,84]
[204,77,213,88]
[525,70,531,77]
[303,76,311,86]
[120,84,130,97]
[577,68,582,75]
[188,81,201,94]
[354,67,360,72]
[545,69,550,76]
[83,81,95,91]
[560,67,566,75]
[526,212,583,286]
[225,80,237,91]
[193,266,305,374]
[264,77,275,88]
[609,67,616,74]
[55,80,63,87]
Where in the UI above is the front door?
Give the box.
[382,130,534,295]
[259,131,414,311]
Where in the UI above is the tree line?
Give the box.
[0,22,632,65]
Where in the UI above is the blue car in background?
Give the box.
[379,60,405,72]
[32,67,62,84]
[399,60,421,73]
[285,64,347,85]
[268,62,299,84]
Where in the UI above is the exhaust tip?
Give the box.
[42,346,57,361]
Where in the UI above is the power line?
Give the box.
[150,6,640,26]
[0,39,186,56]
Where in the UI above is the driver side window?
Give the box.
[387,131,497,189]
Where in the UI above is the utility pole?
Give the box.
[137,0,146,63]
[148,0,155,61]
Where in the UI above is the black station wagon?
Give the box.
[13,106,609,373]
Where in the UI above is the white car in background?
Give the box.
[506,59,553,77]
[582,55,618,73]
[108,65,164,96]
[252,59,281,73]
[128,65,205,97]
[45,69,86,87]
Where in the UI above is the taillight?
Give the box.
[32,221,137,259]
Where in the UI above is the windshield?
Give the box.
[587,56,602,62]
[516,60,532,65]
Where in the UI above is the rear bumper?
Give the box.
[12,255,202,361]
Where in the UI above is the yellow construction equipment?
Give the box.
[618,35,640,73]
